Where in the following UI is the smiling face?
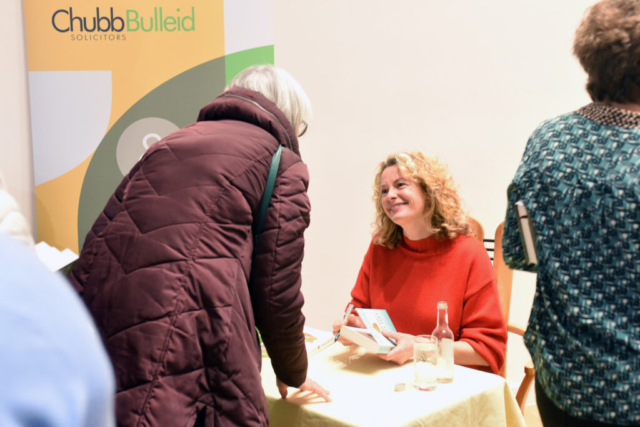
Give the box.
[380,165,428,233]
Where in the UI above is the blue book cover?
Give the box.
[355,308,397,348]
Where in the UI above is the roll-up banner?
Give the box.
[23,1,274,252]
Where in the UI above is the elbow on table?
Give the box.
[454,339,504,375]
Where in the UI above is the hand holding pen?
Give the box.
[334,304,355,342]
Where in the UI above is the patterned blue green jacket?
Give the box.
[503,103,640,425]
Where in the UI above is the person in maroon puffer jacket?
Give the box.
[69,65,330,427]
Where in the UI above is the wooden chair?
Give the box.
[471,218,536,415]
[468,217,485,242]
[493,222,535,415]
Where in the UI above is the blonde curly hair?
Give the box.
[372,152,470,249]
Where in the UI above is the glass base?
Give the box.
[437,377,453,384]
[417,384,437,391]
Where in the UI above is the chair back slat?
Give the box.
[483,238,495,261]
[493,223,513,327]
[494,222,514,379]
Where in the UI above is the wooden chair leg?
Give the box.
[515,361,535,415]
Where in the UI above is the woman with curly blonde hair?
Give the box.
[333,151,507,374]
[371,152,470,249]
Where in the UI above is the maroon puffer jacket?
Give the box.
[70,87,310,427]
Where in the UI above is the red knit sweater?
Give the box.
[348,234,507,374]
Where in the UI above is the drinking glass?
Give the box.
[413,335,438,391]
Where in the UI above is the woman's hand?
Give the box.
[332,314,366,345]
[276,377,332,402]
[378,331,414,365]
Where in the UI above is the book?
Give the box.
[303,326,335,358]
[515,201,537,265]
[339,308,397,354]
[35,241,79,275]
[260,325,334,359]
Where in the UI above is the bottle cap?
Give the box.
[394,383,406,392]
[437,301,448,309]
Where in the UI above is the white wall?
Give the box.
[274,0,597,397]
[4,0,599,403]
[1,1,35,233]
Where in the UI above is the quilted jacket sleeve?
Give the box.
[249,160,310,388]
[69,161,141,294]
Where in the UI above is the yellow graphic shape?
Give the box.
[23,0,224,131]
[35,154,93,253]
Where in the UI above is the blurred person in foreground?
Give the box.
[503,1,640,425]
[334,151,507,374]
[0,170,34,247]
[0,233,115,427]
[70,65,329,427]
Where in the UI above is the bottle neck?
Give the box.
[437,308,448,327]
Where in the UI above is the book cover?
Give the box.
[515,201,538,265]
[35,241,79,274]
[260,326,334,359]
[303,326,335,358]
[338,308,397,354]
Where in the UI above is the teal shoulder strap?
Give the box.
[254,145,284,246]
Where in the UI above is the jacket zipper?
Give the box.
[217,94,293,151]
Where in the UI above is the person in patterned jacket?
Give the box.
[503,1,640,426]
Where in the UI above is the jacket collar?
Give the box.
[197,87,301,156]
[576,102,640,129]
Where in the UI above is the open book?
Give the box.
[260,325,334,359]
[515,201,537,265]
[303,326,335,357]
[35,241,78,275]
[339,308,397,354]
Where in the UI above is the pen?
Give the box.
[334,304,355,342]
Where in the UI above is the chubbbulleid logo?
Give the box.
[51,7,196,41]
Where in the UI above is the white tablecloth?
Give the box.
[261,343,526,427]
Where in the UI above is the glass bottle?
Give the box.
[431,301,454,383]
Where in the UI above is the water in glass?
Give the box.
[413,335,438,391]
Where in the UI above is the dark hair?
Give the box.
[574,0,640,103]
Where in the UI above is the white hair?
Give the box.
[227,65,312,134]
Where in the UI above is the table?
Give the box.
[261,343,526,427]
